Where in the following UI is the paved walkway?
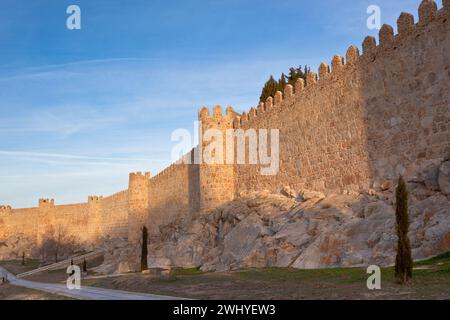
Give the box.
[0,267,187,300]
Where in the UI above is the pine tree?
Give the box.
[287,67,296,86]
[141,226,149,271]
[259,65,309,102]
[287,66,307,87]
[277,73,287,92]
[259,76,277,102]
[394,175,413,284]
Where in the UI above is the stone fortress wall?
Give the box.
[0,0,448,250]
[148,162,191,235]
[236,0,449,195]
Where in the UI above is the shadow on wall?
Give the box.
[232,0,449,195]
[146,149,201,237]
[361,2,450,187]
[33,226,85,263]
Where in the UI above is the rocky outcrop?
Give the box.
[90,237,138,275]
[438,161,450,195]
[298,189,325,201]
[418,163,441,191]
[91,162,450,274]
[145,184,449,272]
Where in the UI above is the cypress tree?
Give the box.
[141,226,149,271]
[83,258,87,273]
[394,175,413,284]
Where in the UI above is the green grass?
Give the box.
[9,252,449,300]
[80,253,449,299]
[233,252,450,283]
[233,267,369,285]
[171,267,204,276]
[155,252,450,286]
[415,251,450,266]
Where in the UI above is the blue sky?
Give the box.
[0,0,426,207]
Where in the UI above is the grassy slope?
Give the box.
[0,259,41,275]
[80,252,450,300]
[2,253,448,300]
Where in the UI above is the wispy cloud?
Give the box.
[0,110,120,136]
[0,58,147,81]
[0,150,165,162]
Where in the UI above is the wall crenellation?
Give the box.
[1,0,448,251]
[102,190,128,204]
[88,195,103,203]
[199,104,237,123]
[235,0,448,194]
[419,0,439,25]
[236,0,448,130]
[38,198,55,207]
[197,104,237,212]
[0,205,12,215]
[129,171,151,180]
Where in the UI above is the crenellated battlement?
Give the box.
[0,205,12,213]
[419,0,439,25]
[198,105,237,122]
[129,171,150,180]
[360,0,447,60]
[128,172,150,202]
[152,161,187,180]
[196,104,238,212]
[102,190,128,203]
[2,0,448,251]
[88,195,103,203]
[198,105,238,136]
[236,0,448,130]
[38,198,55,207]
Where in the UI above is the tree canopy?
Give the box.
[259,66,309,103]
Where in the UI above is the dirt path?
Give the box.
[0,267,187,300]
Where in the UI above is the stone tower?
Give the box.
[87,196,103,242]
[0,205,12,239]
[37,198,56,245]
[198,105,237,212]
[127,172,150,244]
[0,205,11,215]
